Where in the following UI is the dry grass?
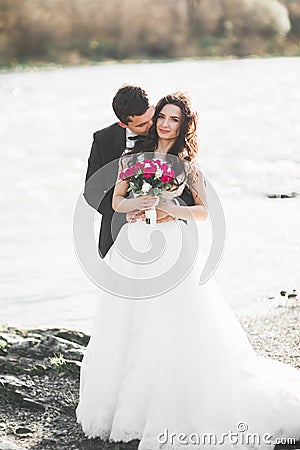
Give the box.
[0,0,299,67]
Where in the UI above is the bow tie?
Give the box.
[128,135,146,141]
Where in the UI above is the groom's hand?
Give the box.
[126,210,146,223]
[126,208,175,224]
[156,209,175,223]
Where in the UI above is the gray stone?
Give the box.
[15,426,33,434]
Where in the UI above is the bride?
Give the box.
[76,92,300,450]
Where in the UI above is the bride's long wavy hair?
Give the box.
[125,91,200,187]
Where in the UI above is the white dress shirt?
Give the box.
[125,128,138,150]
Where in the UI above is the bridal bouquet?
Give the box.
[119,159,175,225]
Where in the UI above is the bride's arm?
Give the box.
[112,177,137,213]
[157,169,208,222]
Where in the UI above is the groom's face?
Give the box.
[127,105,155,136]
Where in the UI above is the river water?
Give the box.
[1,57,299,332]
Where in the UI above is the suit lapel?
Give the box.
[113,124,126,160]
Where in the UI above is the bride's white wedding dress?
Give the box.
[76,156,300,450]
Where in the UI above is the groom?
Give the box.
[84,84,195,259]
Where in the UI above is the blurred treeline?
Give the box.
[0,0,300,67]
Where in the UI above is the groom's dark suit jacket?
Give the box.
[83,122,195,258]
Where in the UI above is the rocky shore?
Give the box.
[0,304,299,450]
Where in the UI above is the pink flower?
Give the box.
[161,175,171,183]
[160,163,170,173]
[133,162,142,170]
[125,167,135,177]
[119,172,126,180]
[143,165,156,177]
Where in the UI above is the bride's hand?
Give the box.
[157,198,174,215]
[156,209,175,223]
[133,195,159,211]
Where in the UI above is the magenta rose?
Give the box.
[160,163,170,173]
[124,167,136,177]
[161,175,171,183]
[144,166,156,178]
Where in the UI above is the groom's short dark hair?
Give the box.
[112,84,149,124]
